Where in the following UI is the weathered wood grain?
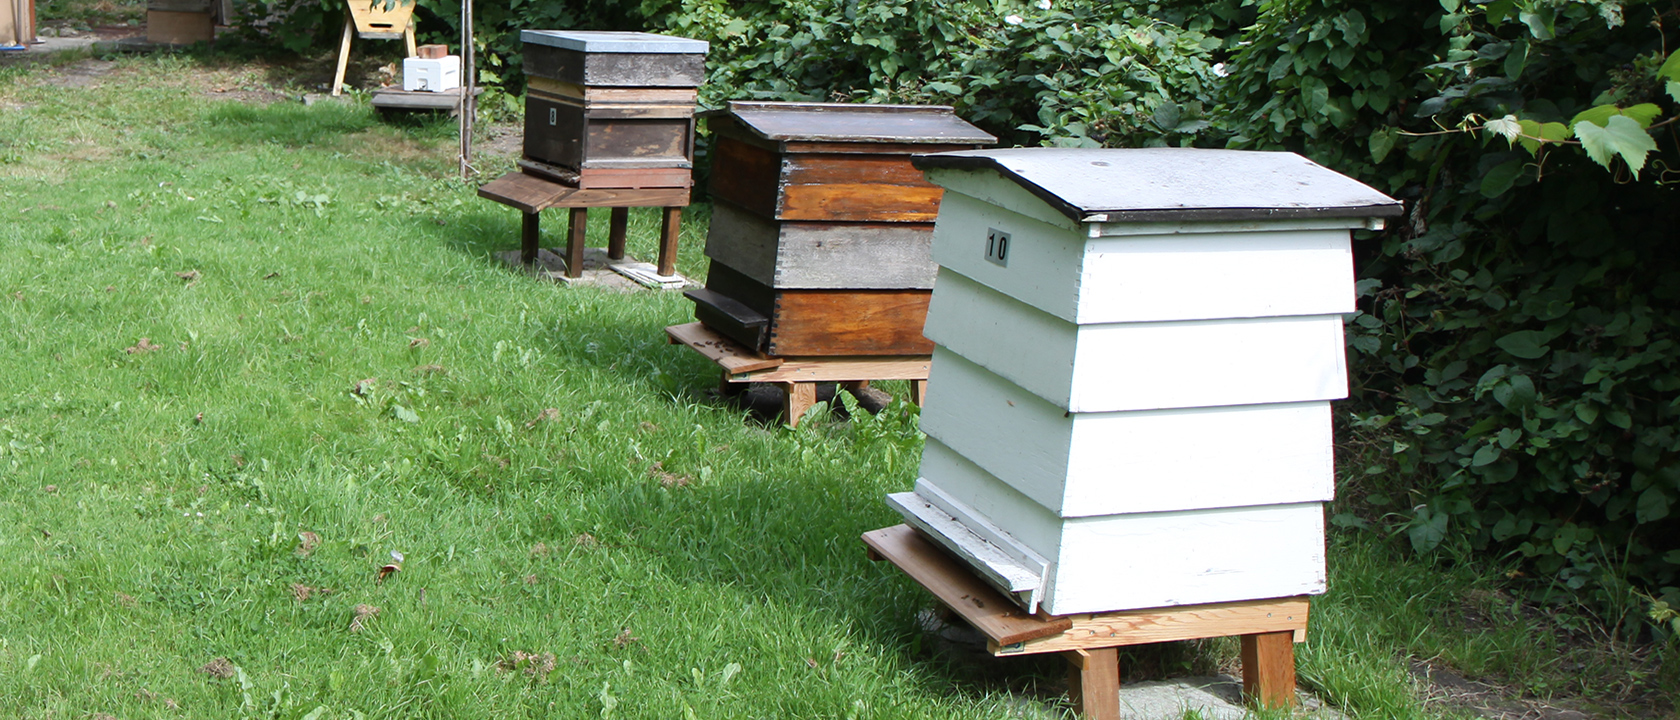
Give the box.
[778,154,945,222]
[993,597,1311,656]
[769,290,933,356]
[707,137,782,218]
[524,45,705,87]
[1241,631,1298,709]
[664,322,783,374]
[730,355,930,383]
[480,173,691,212]
[1066,649,1121,720]
[478,172,569,214]
[861,524,1072,647]
[704,202,935,289]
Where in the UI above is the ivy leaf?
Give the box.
[1480,159,1524,197]
[1620,103,1661,129]
[1300,75,1330,116]
[1483,114,1521,144]
[1575,114,1658,177]
[1370,127,1398,162]
[1637,487,1671,523]
[1496,329,1556,358]
[1409,507,1450,552]
[1660,51,1680,82]
[1472,443,1502,467]
[1493,374,1536,409]
[1569,104,1619,129]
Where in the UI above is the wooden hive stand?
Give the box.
[862,524,1308,720]
[478,171,689,280]
[333,0,419,97]
[665,322,928,427]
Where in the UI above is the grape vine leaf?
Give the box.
[1574,114,1658,177]
[1620,103,1662,128]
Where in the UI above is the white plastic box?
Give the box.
[403,56,461,92]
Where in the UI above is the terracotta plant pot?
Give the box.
[345,0,413,36]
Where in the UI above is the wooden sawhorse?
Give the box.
[862,524,1307,719]
[478,171,689,279]
[665,322,928,427]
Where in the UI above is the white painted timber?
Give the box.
[919,349,1335,517]
[912,449,1328,614]
[929,185,1361,323]
[886,486,1049,613]
[703,201,935,289]
[922,278,1349,412]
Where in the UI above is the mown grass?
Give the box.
[0,50,1669,719]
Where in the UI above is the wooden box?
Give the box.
[888,148,1403,616]
[520,30,706,188]
[691,102,994,356]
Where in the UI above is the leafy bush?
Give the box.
[1221,0,1680,629]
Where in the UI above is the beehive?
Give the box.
[687,102,995,356]
[887,148,1402,615]
[520,30,707,189]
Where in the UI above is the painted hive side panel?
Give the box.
[921,346,1337,516]
[1066,315,1350,413]
[1063,402,1335,515]
[917,438,1064,561]
[1044,503,1327,615]
[1074,230,1355,323]
[772,222,936,289]
[921,269,1077,408]
[929,190,1085,323]
[919,347,1074,513]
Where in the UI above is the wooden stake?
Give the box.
[1240,631,1297,709]
[1065,648,1120,720]
[331,15,353,96]
[566,208,588,279]
[520,211,540,266]
[781,382,817,427]
[607,207,629,260]
[657,206,682,277]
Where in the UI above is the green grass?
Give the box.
[0,51,1671,719]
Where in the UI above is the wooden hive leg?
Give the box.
[657,206,682,277]
[607,207,629,260]
[520,211,540,266]
[1240,631,1297,709]
[566,207,588,279]
[1065,648,1121,720]
[403,22,417,57]
[908,379,928,407]
[331,15,354,97]
[780,382,816,427]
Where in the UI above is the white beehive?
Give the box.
[887,148,1402,616]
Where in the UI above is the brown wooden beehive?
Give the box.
[520,30,707,189]
[687,102,995,356]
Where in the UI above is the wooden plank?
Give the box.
[520,212,540,265]
[478,172,568,214]
[991,597,1311,656]
[1241,631,1297,709]
[607,207,629,260]
[734,355,929,383]
[519,158,693,190]
[768,290,933,356]
[664,322,783,374]
[370,88,479,112]
[523,45,705,87]
[566,208,588,279]
[861,525,1071,647]
[1066,649,1121,720]
[770,222,934,289]
[780,154,946,222]
[658,206,682,277]
[528,77,698,104]
[702,201,780,287]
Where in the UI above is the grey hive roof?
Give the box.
[912,148,1403,223]
[519,30,708,54]
[707,102,997,145]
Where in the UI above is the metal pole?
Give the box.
[458,0,474,179]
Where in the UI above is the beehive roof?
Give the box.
[519,30,708,54]
[913,148,1403,223]
[708,102,997,145]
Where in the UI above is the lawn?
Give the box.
[0,50,1671,719]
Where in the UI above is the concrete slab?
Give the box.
[493,247,691,291]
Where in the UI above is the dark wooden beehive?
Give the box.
[520,30,707,189]
[687,102,995,356]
